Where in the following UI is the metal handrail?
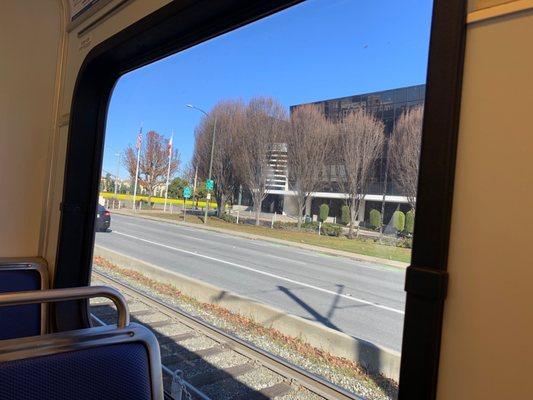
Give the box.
[0,286,129,328]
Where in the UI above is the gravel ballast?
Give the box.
[92,260,397,399]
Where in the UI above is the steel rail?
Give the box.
[93,270,362,400]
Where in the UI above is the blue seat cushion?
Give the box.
[0,342,153,400]
[0,269,41,340]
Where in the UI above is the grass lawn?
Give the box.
[140,211,411,263]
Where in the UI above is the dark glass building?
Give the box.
[291,84,425,129]
[288,84,426,221]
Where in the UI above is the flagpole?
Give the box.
[132,125,142,211]
[163,131,173,212]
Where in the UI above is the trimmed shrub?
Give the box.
[321,223,342,237]
[319,204,330,222]
[397,237,413,248]
[273,221,295,230]
[341,205,350,225]
[273,220,342,236]
[301,221,321,232]
[405,209,415,234]
[369,209,381,230]
[219,213,237,223]
[392,210,406,232]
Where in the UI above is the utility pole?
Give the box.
[205,116,217,223]
[186,104,216,224]
[163,132,173,212]
[192,164,198,209]
[132,125,143,211]
[114,152,120,197]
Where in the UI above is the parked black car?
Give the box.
[95,205,111,232]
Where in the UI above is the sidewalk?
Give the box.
[111,209,409,269]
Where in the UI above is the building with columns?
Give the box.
[263,84,425,224]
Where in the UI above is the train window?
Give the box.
[90,1,431,398]
[57,0,465,399]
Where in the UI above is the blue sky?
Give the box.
[103,0,433,179]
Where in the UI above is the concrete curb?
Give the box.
[111,210,409,270]
[94,245,401,381]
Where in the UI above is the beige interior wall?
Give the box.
[0,0,177,267]
[0,1,63,257]
[41,0,171,269]
[437,8,533,400]
[468,0,518,12]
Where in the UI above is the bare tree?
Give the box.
[389,106,424,211]
[379,136,390,240]
[336,109,385,237]
[123,130,180,204]
[181,161,195,184]
[192,100,245,217]
[286,104,332,229]
[236,97,287,225]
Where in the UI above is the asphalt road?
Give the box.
[95,213,406,351]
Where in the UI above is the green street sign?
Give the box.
[183,186,192,199]
[206,179,214,191]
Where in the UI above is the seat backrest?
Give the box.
[0,324,162,400]
[0,258,48,340]
[0,287,163,400]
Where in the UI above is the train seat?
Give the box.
[0,286,164,400]
[0,258,48,340]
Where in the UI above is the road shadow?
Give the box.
[277,284,344,332]
[276,284,398,399]
[210,289,300,329]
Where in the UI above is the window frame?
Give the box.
[54,1,466,398]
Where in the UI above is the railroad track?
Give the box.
[91,270,361,400]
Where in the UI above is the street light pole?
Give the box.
[207,117,216,184]
[114,152,120,198]
[192,164,198,209]
[186,104,216,224]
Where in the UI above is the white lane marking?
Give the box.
[167,232,204,242]
[262,253,307,266]
[113,230,404,315]
[116,214,391,272]
[116,216,305,264]
[114,220,205,242]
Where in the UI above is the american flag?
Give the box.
[136,129,143,150]
[168,135,173,157]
